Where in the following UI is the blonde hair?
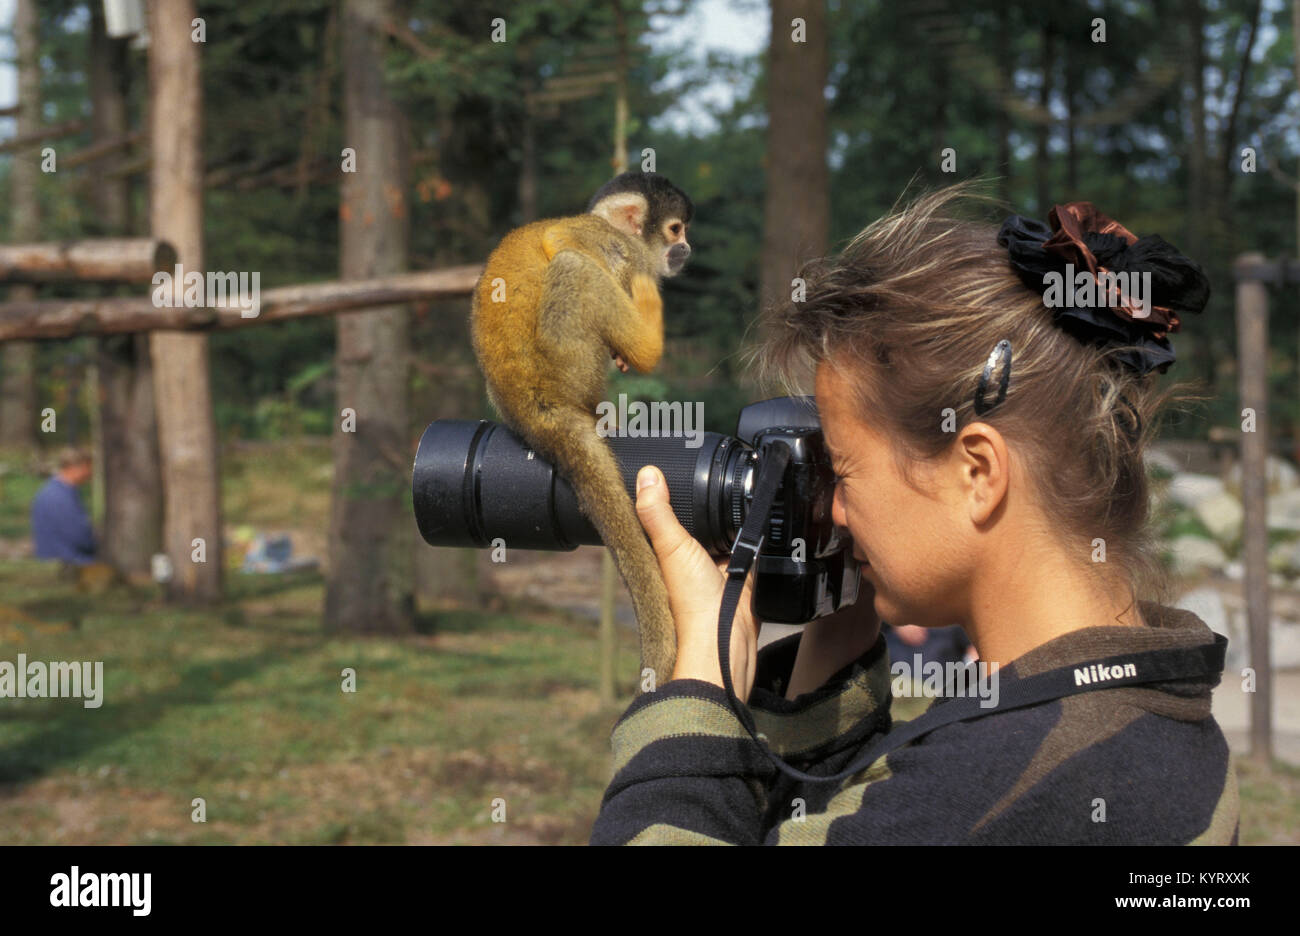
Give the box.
[752,183,1192,606]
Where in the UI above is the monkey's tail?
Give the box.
[545,417,677,691]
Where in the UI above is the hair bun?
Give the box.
[997,203,1210,376]
[1087,232,1211,321]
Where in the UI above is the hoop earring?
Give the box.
[973,339,1012,416]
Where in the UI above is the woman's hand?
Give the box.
[634,465,760,699]
[784,583,880,700]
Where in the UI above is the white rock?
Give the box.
[1275,619,1300,668]
[1167,535,1229,576]
[1204,598,1300,669]
[1224,561,1245,581]
[1193,491,1243,543]
[1166,473,1226,509]
[1144,449,1182,478]
[1269,539,1300,575]
[1176,587,1244,670]
[1268,488,1300,533]
[1176,586,1229,633]
[1227,456,1300,494]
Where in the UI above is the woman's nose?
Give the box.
[831,483,847,529]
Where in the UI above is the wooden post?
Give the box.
[86,360,103,527]
[600,552,616,706]
[325,0,414,634]
[1234,252,1273,763]
[91,1,163,583]
[1,0,41,450]
[600,2,632,701]
[148,0,223,602]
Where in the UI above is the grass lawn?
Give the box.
[0,440,637,844]
[0,441,1295,844]
[0,559,638,844]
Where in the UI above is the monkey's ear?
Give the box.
[591,193,648,237]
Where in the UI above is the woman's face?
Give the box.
[815,363,973,628]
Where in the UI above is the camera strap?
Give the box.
[716,441,1228,786]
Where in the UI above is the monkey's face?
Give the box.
[590,177,694,279]
[658,216,691,278]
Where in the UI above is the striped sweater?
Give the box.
[590,601,1238,845]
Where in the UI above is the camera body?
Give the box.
[412,396,860,624]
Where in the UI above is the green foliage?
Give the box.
[2,0,1297,446]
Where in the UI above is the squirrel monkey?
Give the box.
[470,171,693,689]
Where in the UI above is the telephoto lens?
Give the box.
[411,396,859,624]
[411,418,749,556]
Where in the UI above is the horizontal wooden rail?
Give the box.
[0,265,483,340]
[0,238,176,283]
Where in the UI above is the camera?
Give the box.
[411,396,860,624]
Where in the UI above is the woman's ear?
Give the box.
[954,422,1010,526]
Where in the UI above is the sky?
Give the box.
[0,0,14,124]
[648,0,768,134]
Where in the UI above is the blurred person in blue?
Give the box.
[31,447,97,567]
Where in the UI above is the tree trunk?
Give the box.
[1034,24,1054,214]
[932,53,948,178]
[1293,0,1300,263]
[92,3,162,580]
[88,4,130,236]
[1216,0,1261,256]
[518,104,538,223]
[325,0,414,634]
[995,4,1013,205]
[1063,33,1078,196]
[148,0,223,601]
[1,0,41,451]
[1183,0,1208,262]
[612,1,630,175]
[1293,0,1300,456]
[759,0,829,370]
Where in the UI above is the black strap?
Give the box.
[716,440,1229,786]
[715,441,790,739]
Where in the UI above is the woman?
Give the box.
[589,186,1237,845]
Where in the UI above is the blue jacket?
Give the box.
[31,476,97,565]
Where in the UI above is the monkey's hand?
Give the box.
[630,272,660,317]
[634,464,760,700]
[612,273,663,374]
